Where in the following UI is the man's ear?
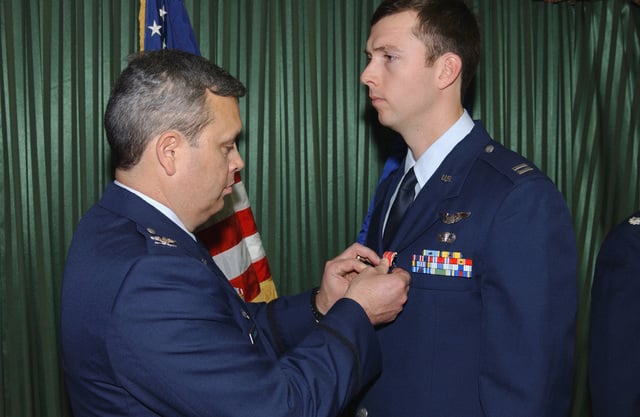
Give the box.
[155,131,181,176]
[437,53,463,90]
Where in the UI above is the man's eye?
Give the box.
[385,54,397,62]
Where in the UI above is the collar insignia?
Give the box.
[150,235,177,247]
[148,230,177,248]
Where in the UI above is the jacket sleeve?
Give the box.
[589,217,640,417]
[245,289,318,356]
[106,255,381,417]
[479,178,577,417]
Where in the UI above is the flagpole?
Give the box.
[138,0,146,52]
[138,0,277,302]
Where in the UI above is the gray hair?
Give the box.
[104,49,247,169]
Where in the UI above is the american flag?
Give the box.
[139,0,277,302]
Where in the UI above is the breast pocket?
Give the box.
[410,272,478,291]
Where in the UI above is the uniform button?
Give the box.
[484,144,494,153]
[356,407,368,417]
[241,309,251,320]
[201,258,208,265]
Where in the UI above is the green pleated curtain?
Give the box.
[1,1,638,416]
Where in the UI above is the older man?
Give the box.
[61,49,410,417]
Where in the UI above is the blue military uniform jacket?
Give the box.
[61,183,381,417]
[589,210,640,417]
[357,123,577,417]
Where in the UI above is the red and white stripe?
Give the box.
[197,173,273,301]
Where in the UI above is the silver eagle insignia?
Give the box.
[150,235,177,248]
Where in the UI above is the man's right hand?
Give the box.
[344,259,410,325]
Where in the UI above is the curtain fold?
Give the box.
[1,1,137,415]
[472,3,639,416]
[1,1,638,416]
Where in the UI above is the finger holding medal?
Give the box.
[345,259,410,326]
[340,242,382,267]
[325,242,381,280]
[314,243,382,317]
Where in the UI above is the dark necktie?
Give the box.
[383,167,417,248]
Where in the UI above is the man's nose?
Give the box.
[360,62,377,86]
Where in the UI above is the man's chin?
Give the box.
[377,112,391,127]
[194,200,226,232]
[212,198,226,214]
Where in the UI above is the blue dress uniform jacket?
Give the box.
[589,210,640,417]
[61,183,381,417]
[358,123,577,417]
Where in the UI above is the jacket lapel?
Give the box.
[374,124,491,253]
[367,166,405,253]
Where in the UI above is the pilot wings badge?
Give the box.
[440,211,471,225]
